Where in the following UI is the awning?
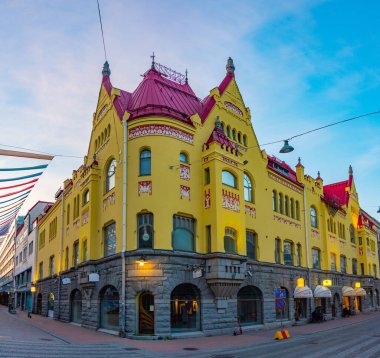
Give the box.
[294,285,313,298]
[354,287,367,297]
[314,285,332,298]
[342,286,356,297]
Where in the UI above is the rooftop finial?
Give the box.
[298,157,301,164]
[317,171,321,179]
[349,164,353,176]
[226,57,235,73]
[185,69,188,84]
[102,61,111,76]
[151,51,156,69]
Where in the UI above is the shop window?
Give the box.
[246,231,257,260]
[172,215,195,252]
[171,284,200,332]
[224,227,237,254]
[104,222,116,256]
[237,286,263,325]
[70,289,82,324]
[100,286,119,330]
[106,159,116,192]
[138,213,154,249]
[222,170,237,188]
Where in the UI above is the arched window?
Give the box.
[221,122,225,133]
[222,170,237,188]
[290,199,294,218]
[66,204,70,225]
[70,289,82,324]
[243,135,247,146]
[104,222,116,256]
[179,152,188,163]
[238,132,242,143]
[272,190,277,211]
[138,213,153,249]
[100,286,119,330]
[285,196,289,216]
[224,227,237,254]
[237,286,263,325]
[278,193,284,214]
[244,174,253,202]
[232,129,236,140]
[140,149,151,176]
[226,126,231,138]
[310,206,318,228]
[350,225,355,243]
[172,215,195,252]
[83,190,90,205]
[295,201,300,220]
[171,284,200,332]
[106,159,116,192]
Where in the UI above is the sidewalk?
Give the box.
[11,307,380,355]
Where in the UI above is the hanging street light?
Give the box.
[279,140,294,153]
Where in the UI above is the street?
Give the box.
[1,305,380,357]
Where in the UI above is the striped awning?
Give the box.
[342,286,356,297]
[294,285,313,298]
[314,285,332,298]
[354,287,367,297]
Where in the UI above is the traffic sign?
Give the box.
[276,298,286,311]
[275,289,286,299]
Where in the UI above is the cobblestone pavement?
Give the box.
[1,305,380,357]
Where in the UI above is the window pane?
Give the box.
[138,214,153,248]
[246,231,256,260]
[106,160,116,192]
[222,171,236,188]
[140,150,151,176]
[104,223,116,256]
[244,174,253,202]
[172,216,195,252]
[179,152,188,163]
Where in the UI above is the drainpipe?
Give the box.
[120,118,127,337]
[303,187,312,317]
[57,191,64,319]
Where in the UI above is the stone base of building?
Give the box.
[32,251,380,337]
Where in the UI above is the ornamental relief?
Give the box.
[180,165,190,180]
[138,181,152,195]
[245,205,256,218]
[180,185,190,200]
[273,214,301,229]
[222,190,240,213]
[204,189,211,209]
[103,192,116,209]
[129,124,194,144]
[311,229,320,239]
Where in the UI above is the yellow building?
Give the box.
[34,58,380,336]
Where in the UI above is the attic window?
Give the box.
[273,163,289,176]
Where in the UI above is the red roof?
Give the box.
[102,67,202,124]
[200,72,234,123]
[323,180,350,208]
[205,119,237,153]
[267,155,301,186]
[358,210,376,230]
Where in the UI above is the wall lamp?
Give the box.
[136,256,146,267]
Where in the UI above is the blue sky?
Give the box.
[0,0,379,218]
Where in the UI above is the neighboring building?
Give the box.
[33,58,380,337]
[0,217,23,306]
[13,202,52,312]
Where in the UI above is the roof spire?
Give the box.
[102,61,111,77]
[349,164,353,176]
[226,57,235,74]
[185,69,188,84]
[151,51,156,69]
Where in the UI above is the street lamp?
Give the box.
[279,140,294,153]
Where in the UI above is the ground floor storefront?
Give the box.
[32,251,380,337]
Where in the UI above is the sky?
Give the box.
[0,0,379,220]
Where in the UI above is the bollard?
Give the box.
[274,329,291,340]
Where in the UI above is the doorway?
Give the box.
[138,292,154,335]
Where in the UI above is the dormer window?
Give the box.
[273,163,289,176]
